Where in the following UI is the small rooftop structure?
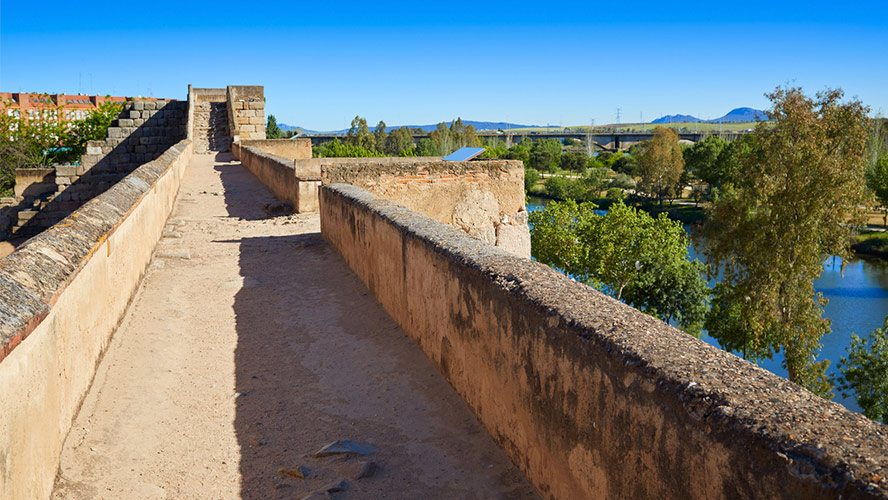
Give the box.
[443,146,485,161]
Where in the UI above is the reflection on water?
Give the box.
[527,196,888,414]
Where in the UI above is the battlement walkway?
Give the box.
[50,154,538,500]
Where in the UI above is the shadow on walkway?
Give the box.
[218,161,539,500]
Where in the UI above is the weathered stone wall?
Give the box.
[192,88,229,154]
[227,85,265,143]
[80,99,187,175]
[319,183,888,500]
[0,100,187,241]
[322,159,530,258]
[0,140,192,500]
[238,138,311,159]
[231,143,319,213]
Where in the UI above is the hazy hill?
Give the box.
[716,107,767,122]
[278,120,536,135]
[651,107,767,124]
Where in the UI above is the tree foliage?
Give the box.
[429,118,479,156]
[266,114,283,139]
[313,138,383,158]
[637,127,684,206]
[0,97,123,195]
[529,200,707,333]
[346,115,375,151]
[384,126,414,156]
[560,150,587,174]
[865,155,888,226]
[836,316,888,423]
[529,138,563,172]
[702,86,870,396]
[524,168,540,192]
[683,134,726,186]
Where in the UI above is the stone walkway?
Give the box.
[51,154,539,500]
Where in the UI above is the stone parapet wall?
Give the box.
[319,183,888,500]
[322,159,529,258]
[0,140,192,500]
[231,143,319,213]
[238,138,311,159]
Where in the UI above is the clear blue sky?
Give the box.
[2,0,886,131]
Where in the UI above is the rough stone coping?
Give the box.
[321,158,523,184]
[240,145,321,181]
[323,182,888,497]
[0,139,192,363]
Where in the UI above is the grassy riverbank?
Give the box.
[852,231,888,259]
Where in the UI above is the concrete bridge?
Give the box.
[0,85,886,500]
[307,131,749,150]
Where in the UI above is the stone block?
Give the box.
[247,101,264,110]
[249,116,264,125]
[145,101,156,110]
[108,128,123,138]
[495,223,531,259]
[135,145,147,154]
[86,146,102,155]
[241,124,255,132]
[56,165,77,177]
[119,119,134,128]
[129,110,140,119]
[133,101,144,111]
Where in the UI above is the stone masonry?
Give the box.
[193,89,230,154]
[0,100,186,239]
[226,85,265,143]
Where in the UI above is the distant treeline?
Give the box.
[311,116,481,158]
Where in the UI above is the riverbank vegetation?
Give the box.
[528,87,888,417]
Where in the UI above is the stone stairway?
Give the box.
[194,99,231,153]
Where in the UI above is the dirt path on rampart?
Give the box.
[51,154,539,500]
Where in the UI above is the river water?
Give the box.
[527,197,888,413]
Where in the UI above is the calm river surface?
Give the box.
[527,197,888,413]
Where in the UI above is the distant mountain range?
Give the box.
[277,110,766,136]
[277,120,536,135]
[651,107,768,124]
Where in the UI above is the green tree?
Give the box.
[683,135,726,186]
[529,138,563,172]
[637,127,684,207]
[414,138,439,156]
[374,120,387,153]
[430,122,454,155]
[544,175,571,199]
[609,172,635,190]
[385,126,414,156]
[529,200,707,332]
[560,150,587,174]
[524,168,540,192]
[266,114,283,139]
[836,316,888,423]
[866,155,888,226]
[703,86,870,396]
[313,138,383,158]
[612,154,638,177]
[346,116,374,151]
[503,138,531,164]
